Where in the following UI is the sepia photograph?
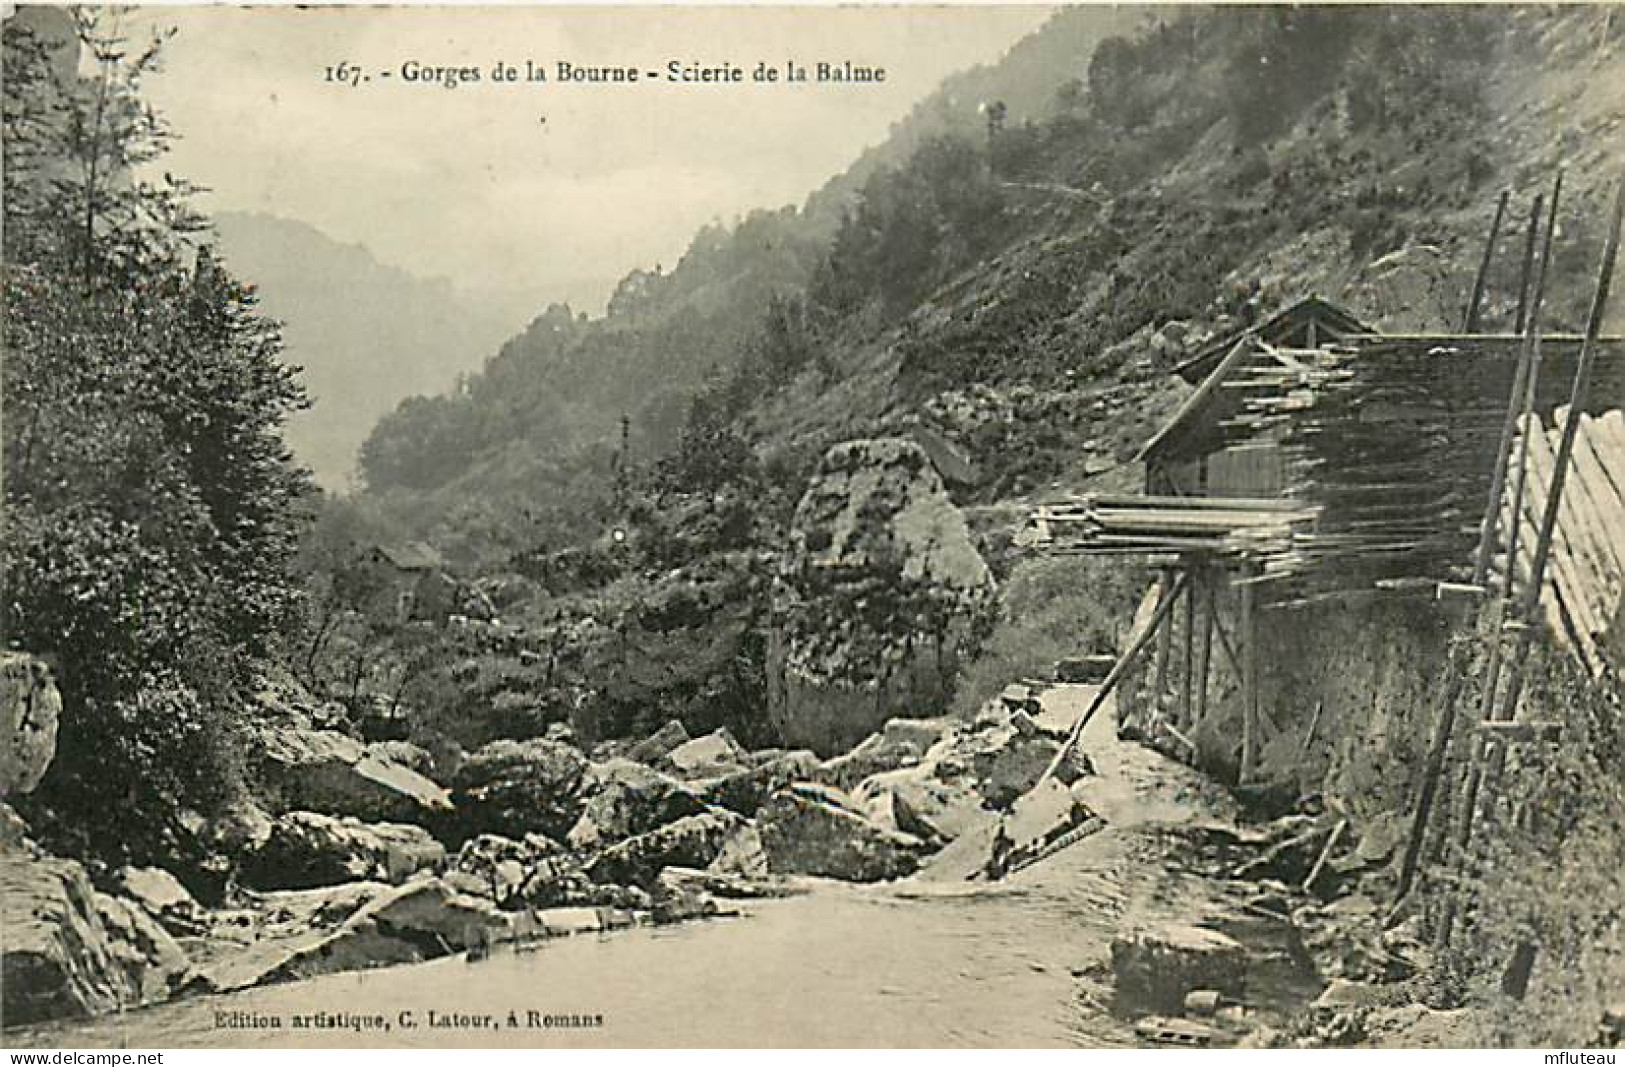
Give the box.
[2,0,1624,1052]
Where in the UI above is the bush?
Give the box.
[953,554,1149,718]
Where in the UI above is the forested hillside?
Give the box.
[358,5,1624,558]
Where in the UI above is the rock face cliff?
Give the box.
[768,439,997,755]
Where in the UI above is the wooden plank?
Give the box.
[1037,572,1192,785]
[1155,569,1175,712]
[1521,416,1605,654]
[1570,416,1625,580]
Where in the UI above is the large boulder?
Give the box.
[0,800,33,853]
[701,749,822,818]
[626,719,690,765]
[450,737,588,841]
[115,866,207,936]
[442,832,609,910]
[853,763,986,846]
[585,811,740,889]
[1111,925,1249,1015]
[366,739,437,777]
[768,439,997,756]
[240,812,445,890]
[821,717,953,790]
[91,893,192,1008]
[199,878,510,993]
[567,759,707,850]
[0,856,190,1024]
[755,785,922,882]
[0,652,61,796]
[254,726,452,824]
[662,728,749,779]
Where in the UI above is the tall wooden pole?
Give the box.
[1181,565,1197,728]
[1470,187,1562,754]
[1197,573,1215,727]
[1394,180,1564,902]
[1464,189,1510,333]
[1513,193,1544,335]
[1442,180,1625,947]
[1155,567,1175,714]
[1491,178,1624,728]
[1476,178,1625,799]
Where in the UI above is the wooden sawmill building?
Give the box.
[1028,296,1625,823]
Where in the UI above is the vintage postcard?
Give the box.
[2,1,1624,1051]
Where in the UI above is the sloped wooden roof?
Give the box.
[373,541,446,571]
[1172,295,1375,385]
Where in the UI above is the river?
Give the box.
[13,685,1251,1049]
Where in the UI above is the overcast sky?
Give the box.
[131,6,1052,307]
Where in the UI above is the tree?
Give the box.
[3,9,310,866]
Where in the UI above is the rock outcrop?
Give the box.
[769,438,997,756]
[701,749,822,818]
[442,832,611,910]
[1111,925,1250,1015]
[116,866,208,936]
[821,717,953,790]
[197,878,510,993]
[0,856,190,1025]
[585,810,741,889]
[663,727,749,779]
[1,652,61,796]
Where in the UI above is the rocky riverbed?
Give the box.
[6,668,1469,1047]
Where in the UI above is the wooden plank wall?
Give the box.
[1503,407,1625,674]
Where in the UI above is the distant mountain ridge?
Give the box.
[211,210,547,488]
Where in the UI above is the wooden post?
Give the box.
[1492,177,1624,727]
[1155,567,1175,713]
[1463,188,1510,333]
[1513,193,1544,335]
[1450,182,1565,854]
[1038,572,1190,785]
[1240,577,1259,785]
[1181,564,1197,728]
[1468,177,1625,853]
[1197,572,1215,727]
[1393,176,1563,903]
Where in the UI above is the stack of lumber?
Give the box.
[1223,342,1510,594]
[1028,333,1625,611]
[1027,493,1316,558]
[1501,407,1625,675]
